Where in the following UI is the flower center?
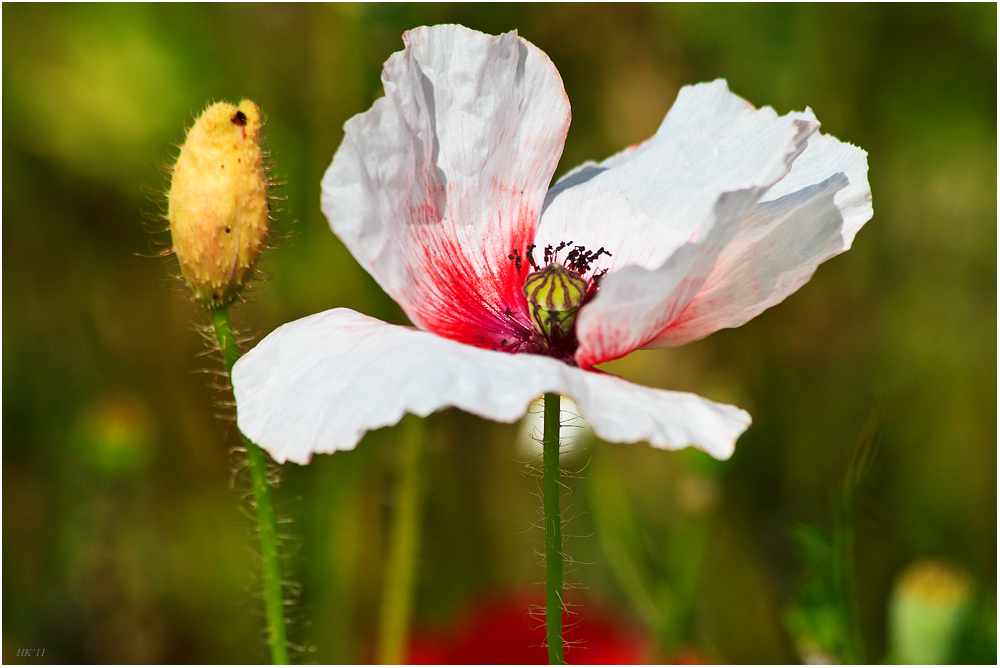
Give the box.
[523,263,587,342]
[503,241,610,362]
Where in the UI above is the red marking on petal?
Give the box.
[575,314,652,369]
[403,183,537,350]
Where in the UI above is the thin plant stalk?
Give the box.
[833,498,863,664]
[377,415,426,664]
[211,306,290,665]
[835,413,882,664]
[542,392,564,664]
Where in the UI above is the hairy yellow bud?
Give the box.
[523,263,588,341]
[168,100,268,307]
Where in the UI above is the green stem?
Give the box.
[211,306,290,665]
[378,415,425,664]
[835,496,865,664]
[542,393,564,665]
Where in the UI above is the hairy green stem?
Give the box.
[378,415,426,664]
[211,306,289,665]
[542,393,564,665]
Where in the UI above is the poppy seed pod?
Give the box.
[523,263,588,342]
[169,100,269,307]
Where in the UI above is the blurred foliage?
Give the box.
[3,3,996,664]
[784,415,882,663]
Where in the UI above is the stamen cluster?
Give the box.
[501,241,611,363]
[508,242,610,275]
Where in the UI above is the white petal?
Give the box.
[232,309,751,464]
[321,25,570,348]
[536,79,817,273]
[541,80,819,367]
[651,133,872,347]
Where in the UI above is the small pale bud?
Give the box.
[168,100,268,307]
[523,263,587,341]
[888,559,973,664]
[519,395,592,459]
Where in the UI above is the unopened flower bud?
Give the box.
[523,263,587,341]
[168,100,269,307]
[888,559,973,664]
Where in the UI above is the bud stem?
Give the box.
[211,306,290,665]
[542,393,565,664]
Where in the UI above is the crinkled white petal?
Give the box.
[537,80,818,274]
[650,133,872,347]
[320,25,570,344]
[232,309,750,465]
[545,80,819,367]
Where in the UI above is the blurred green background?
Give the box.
[3,3,996,664]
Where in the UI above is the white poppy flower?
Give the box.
[232,25,872,465]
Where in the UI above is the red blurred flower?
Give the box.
[406,594,651,665]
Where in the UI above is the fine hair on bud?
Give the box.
[169,99,269,307]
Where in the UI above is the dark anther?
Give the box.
[225,227,231,233]
[565,245,583,269]
[231,110,248,126]
[563,244,611,273]
[525,244,538,269]
[508,249,523,272]
[545,240,572,264]
[506,307,513,317]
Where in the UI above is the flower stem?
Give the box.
[542,393,565,665]
[211,306,289,665]
[378,415,426,665]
